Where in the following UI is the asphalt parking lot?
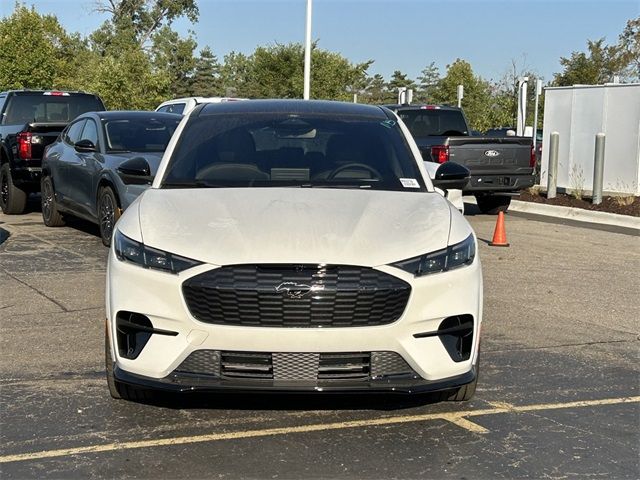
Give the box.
[1,203,639,479]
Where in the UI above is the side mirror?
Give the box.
[117,157,154,185]
[74,139,97,153]
[432,162,470,191]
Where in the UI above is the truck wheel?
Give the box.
[0,163,27,214]
[475,194,511,215]
[98,187,121,247]
[41,177,65,227]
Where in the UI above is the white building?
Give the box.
[540,83,640,196]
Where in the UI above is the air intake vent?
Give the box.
[221,352,272,379]
[318,353,370,379]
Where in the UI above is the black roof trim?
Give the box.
[198,99,388,119]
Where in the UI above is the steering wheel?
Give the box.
[327,163,382,180]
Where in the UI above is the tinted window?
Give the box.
[162,113,426,192]
[65,120,87,145]
[157,103,186,115]
[0,96,6,119]
[398,110,468,137]
[81,119,99,147]
[3,94,104,124]
[104,117,180,152]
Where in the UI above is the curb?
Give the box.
[509,200,640,231]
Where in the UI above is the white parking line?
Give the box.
[1,395,638,464]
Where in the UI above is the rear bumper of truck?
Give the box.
[463,173,535,193]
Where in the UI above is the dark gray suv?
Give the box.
[41,110,181,246]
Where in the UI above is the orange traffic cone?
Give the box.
[489,211,509,247]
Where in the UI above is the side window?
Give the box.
[160,103,185,115]
[80,119,99,148]
[156,106,169,113]
[65,119,86,145]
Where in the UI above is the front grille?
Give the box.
[182,264,411,327]
[173,350,415,382]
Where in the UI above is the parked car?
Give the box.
[155,96,247,116]
[388,105,536,214]
[105,99,482,403]
[0,90,105,214]
[41,111,181,246]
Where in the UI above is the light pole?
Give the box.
[303,0,313,100]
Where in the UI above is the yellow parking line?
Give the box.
[445,416,490,434]
[1,395,638,464]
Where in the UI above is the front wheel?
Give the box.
[41,176,65,226]
[0,163,27,214]
[475,194,511,215]
[97,186,121,247]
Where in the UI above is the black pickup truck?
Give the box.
[387,104,535,214]
[0,90,105,214]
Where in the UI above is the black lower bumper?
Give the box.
[12,166,42,191]
[463,173,535,193]
[113,365,477,395]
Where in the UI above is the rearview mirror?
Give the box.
[117,157,154,185]
[74,139,97,153]
[431,162,470,191]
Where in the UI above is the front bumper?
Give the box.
[113,364,477,395]
[107,249,483,392]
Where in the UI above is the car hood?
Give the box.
[137,188,452,267]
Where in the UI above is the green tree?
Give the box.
[553,38,624,86]
[0,4,80,90]
[617,16,640,81]
[361,73,388,104]
[94,0,198,47]
[151,26,197,97]
[219,51,253,97]
[432,59,494,131]
[191,46,222,97]
[386,70,417,103]
[415,62,440,103]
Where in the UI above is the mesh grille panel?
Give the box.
[173,350,414,381]
[182,264,411,327]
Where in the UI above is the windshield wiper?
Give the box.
[162,180,222,189]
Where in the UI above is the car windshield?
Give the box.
[398,110,469,137]
[104,117,181,152]
[161,113,427,192]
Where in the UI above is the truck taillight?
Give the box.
[17,132,32,159]
[530,145,536,168]
[431,145,449,164]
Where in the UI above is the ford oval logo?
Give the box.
[484,150,500,157]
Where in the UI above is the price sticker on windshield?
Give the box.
[400,178,420,188]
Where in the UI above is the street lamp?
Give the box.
[303,0,312,100]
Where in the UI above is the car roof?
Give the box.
[197,99,389,119]
[91,111,182,121]
[386,104,462,112]
[0,89,97,96]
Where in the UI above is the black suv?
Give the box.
[0,90,105,214]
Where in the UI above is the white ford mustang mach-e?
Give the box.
[105,100,482,402]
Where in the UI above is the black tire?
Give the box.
[439,354,480,402]
[105,324,122,400]
[97,186,121,247]
[0,163,27,214]
[475,194,511,215]
[105,323,154,402]
[41,176,65,227]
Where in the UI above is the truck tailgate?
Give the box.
[448,137,533,175]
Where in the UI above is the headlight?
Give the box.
[391,234,476,276]
[114,230,202,274]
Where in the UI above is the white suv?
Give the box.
[105,100,481,402]
[155,96,247,116]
